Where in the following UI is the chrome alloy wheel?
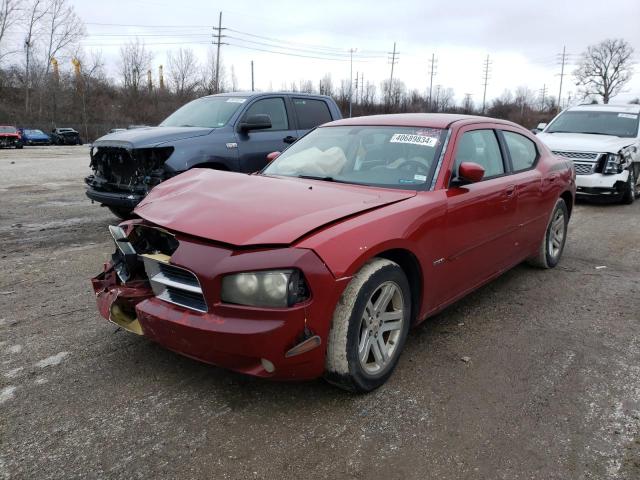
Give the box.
[548,208,566,259]
[358,281,405,375]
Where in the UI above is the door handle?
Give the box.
[283,135,297,144]
[504,185,516,197]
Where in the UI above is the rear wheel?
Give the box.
[621,167,638,205]
[107,206,135,220]
[15,143,23,149]
[325,258,411,392]
[527,198,568,269]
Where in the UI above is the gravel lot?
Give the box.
[1,145,639,480]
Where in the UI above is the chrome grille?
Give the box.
[552,151,599,160]
[574,162,596,175]
[142,256,207,313]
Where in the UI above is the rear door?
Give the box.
[437,126,519,304]
[291,97,334,139]
[236,96,297,173]
[498,129,545,251]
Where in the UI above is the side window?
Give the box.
[454,129,504,179]
[292,98,332,129]
[243,98,289,130]
[503,131,537,171]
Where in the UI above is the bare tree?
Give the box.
[0,0,19,63]
[167,47,199,96]
[23,0,47,113]
[201,48,226,94]
[318,74,334,96]
[119,38,153,93]
[299,79,313,93]
[574,38,635,104]
[42,0,85,76]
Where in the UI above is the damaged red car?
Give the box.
[92,114,575,392]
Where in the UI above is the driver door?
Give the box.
[437,127,520,305]
[236,96,297,173]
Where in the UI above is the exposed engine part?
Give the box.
[88,146,174,194]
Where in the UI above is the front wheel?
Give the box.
[527,198,568,269]
[325,258,411,392]
[621,167,638,205]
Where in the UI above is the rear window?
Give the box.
[503,131,537,171]
[0,126,16,133]
[292,98,333,130]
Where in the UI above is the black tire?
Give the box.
[621,167,637,205]
[107,206,136,220]
[527,198,569,269]
[325,258,411,392]
[15,143,23,149]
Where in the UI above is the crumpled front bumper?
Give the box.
[576,170,629,196]
[91,236,348,381]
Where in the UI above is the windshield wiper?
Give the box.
[581,131,619,136]
[297,174,336,182]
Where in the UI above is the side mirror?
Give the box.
[238,114,272,132]
[266,151,281,162]
[453,162,485,185]
[537,122,547,130]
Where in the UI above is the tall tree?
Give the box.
[42,0,85,77]
[167,47,198,97]
[118,38,153,93]
[23,0,47,113]
[0,0,18,63]
[574,38,635,104]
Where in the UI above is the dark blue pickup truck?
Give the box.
[85,92,342,218]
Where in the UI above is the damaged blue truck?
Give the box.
[85,92,342,219]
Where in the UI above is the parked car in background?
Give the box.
[19,128,51,146]
[537,104,640,204]
[85,92,342,219]
[91,113,575,392]
[50,127,83,145]
[0,126,22,149]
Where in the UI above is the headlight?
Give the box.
[603,153,624,175]
[221,269,309,308]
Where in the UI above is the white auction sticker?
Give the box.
[390,133,438,147]
[414,174,427,181]
[226,98,247,103]
[618,113,638,119]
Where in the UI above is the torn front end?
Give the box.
[85,146,174,209]
[91,222,345,380]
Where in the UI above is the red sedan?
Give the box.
[91,114,575,392]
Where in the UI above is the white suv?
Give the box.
[537,104,640,204]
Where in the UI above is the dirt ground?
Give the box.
[1,145,639,480]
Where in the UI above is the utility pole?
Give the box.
[354,71,359,106]
[481,54,491,115]
[251,60,254,91]
[360,72,364,104]
[540,84,548,111]
[428,53,437,111]
[387,42,399,107]
[212,11,227,93]
[557,45,569,112]
[348,48,357,117]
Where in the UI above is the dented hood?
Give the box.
[135,169,416,246]
[538,132,635,154]
[93,126,214,149]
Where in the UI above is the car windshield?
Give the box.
[546,110,639,137]
[160,97,246,128]
[27,129,44,134]
[0,126,16,133]
[263,126,445,189]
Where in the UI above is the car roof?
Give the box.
[324,113,521,129]
[203,91,333,101]
[568,104,640,114]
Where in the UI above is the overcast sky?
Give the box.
[70,0,640,105]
